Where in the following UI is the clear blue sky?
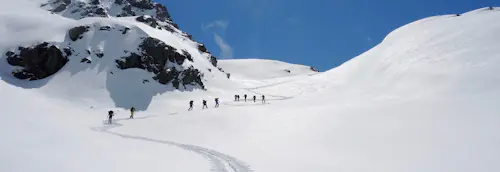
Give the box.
[160,0,497,71]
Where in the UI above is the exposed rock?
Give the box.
[81,58,91,63]
[198,44,208,53]
[63,47,73,56]
[209,55,217,67]
[181,66,204,89]
[52,4,68,12]
[153,3,171,21]
[6,51,23,66]
[99,26,111,31]
[69,26,89,41]
[136,15,158,29]
[95,52,104,58]
[129,0,154,10]
[95,7,106,16]
[90,0,100,5]
[116,37,204,88]
[182,50,193,62]
[6,42,68,80]
[154,68,179,85]
[284,69,291,73]
[114,0,124,5]
[116,53,144,69]
[120,27,130,34]
[310,66,319,72]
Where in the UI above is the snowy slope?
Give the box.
[1,2,500,172]
[218,58,318,80]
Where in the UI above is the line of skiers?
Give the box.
[107,94,267,124]
[235,94,265,103]
[188,97,219,111]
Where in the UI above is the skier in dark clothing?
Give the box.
[215,98,220,108]
[253,95,256,102]
[202,100,208,109]
[244,94,247,102]
[236,95,240,101]
[130,107,135,119]
[234,95,238,101]
[262,95,266,103]
[108,110,114,124]
[188,100,194,111]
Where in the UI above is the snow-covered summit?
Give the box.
[218,59,318,80]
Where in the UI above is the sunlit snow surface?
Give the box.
[0,1,499,172]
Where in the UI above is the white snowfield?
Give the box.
[1,0,499,171]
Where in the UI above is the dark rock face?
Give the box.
[135,15,175,32]
[116,37,204,89]
[209,55,217,67]
[310,66,319,72]
[99,26,112,31]
[5,42,68,80]
[198,44,208,53]
[81,58,91,63]
[69,26,89,41]
[180,67,204,88]
[136,15,158,28]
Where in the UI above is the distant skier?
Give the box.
[253,95,256,102]
[262,95,266,103]
[215,98,220,108]
[108,110,114,124]
[234,95,238,101]
[244,94,247,102]
[236,95,240,101]
[202,100,208,109]
[188,100,194,111]
[130,107,135,119]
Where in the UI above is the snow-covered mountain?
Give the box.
[1,0,224,93]
[0,0,235,112]
[218,59,318,80]
[1,2,499,172]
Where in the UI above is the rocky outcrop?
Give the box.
[5,42,68,80]
[135,15,175,32]
[116,37,204,89]
[69,26,89,41]
[42,0,173,23]
[209,55,217,67]
[310,66,319,72]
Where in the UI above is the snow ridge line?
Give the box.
[91,114,253,172]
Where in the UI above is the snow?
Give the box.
[1,1,500,172]
[218,58,317,80]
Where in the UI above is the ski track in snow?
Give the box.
[91,114,253,172]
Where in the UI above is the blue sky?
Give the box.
[160,0,497,71]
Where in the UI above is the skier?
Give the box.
[202,100,208,109]
[234,95,238,101]
[244,94,247,102]
[236,95,240,101]
[262,95,266,103]
[253,95,256,102]
[108,110,114,124]
[215,97,220,108]
[130,107,135,119]
[188,100,194,111]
